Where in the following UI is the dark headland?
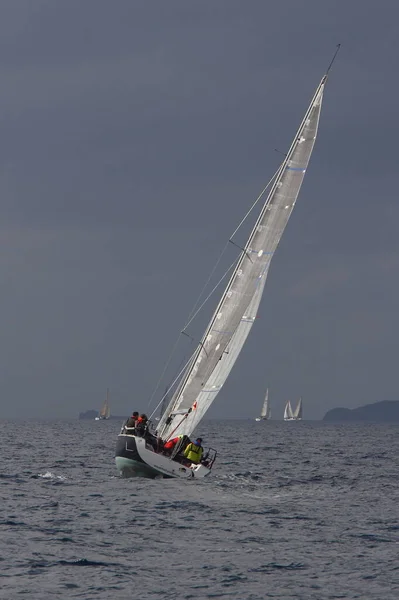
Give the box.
[323,400,399,423]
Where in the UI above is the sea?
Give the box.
[0,419,398,600]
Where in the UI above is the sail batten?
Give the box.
[158,75,326,439]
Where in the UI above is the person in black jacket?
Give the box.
[124,411,139,432]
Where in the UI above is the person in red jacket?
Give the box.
[163,435,182,455]
[135,414,148,437]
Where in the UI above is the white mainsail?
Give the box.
[99,388,111,419]
[260,388,271,419]
[283,400,294,421]
[158,74,327,440]
[292,397,303,420]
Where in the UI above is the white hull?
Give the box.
[115,434,212,479]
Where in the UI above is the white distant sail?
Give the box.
[256,388,271,421]
[97,388,111,420]
[292,397,303,420]
[284,398,302,421]
[158,75,327,440]
[261,388,270,418]
[283,400,294,421]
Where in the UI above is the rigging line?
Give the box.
[181,164,281,332]
[228,239,253,263]
[146,165,280,412]
[148,257,238,415]
[149,346,194,418]
[165,411,190,442]
[146,334,185,410]
[148,348,198,420]
[228,165,281,242]
[181,256,239,333]
[326,43,341,75]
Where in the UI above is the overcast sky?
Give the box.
[0,0,398,420]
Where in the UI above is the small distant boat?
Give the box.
[255,388,271,421]
[283,397,302,421]
[283,400,293,421]
[95,388,111,420]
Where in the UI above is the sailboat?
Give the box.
[293,397,303,420]
[283,400,294,421]
[95,388,111,420]
[283,397,302,421]
[115,51,338,479]
[255,388,271,421]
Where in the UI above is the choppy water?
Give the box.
[1,419,398,599]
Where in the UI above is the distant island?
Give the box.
[78,410,127,420]
[323,400,399,423]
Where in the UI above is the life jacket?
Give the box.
[184,443,203,464]
[164,436,181,450]
[135,417,148,436]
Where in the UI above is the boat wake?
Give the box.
[37,471,67,481]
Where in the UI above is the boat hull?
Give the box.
[115,434,211,479]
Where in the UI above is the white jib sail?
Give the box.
[293,397,302,419]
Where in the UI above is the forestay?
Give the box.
[158,76,326,440]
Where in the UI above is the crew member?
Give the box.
[125,411,139,431]
[135,414,148,437]
[183,438,203,464]
[163,435,183,454]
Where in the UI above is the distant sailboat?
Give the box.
[95,388,111,420]
[283,400,294,421]
[283,397,302,421]
[293,397,303,420]
[255,388,271,421]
